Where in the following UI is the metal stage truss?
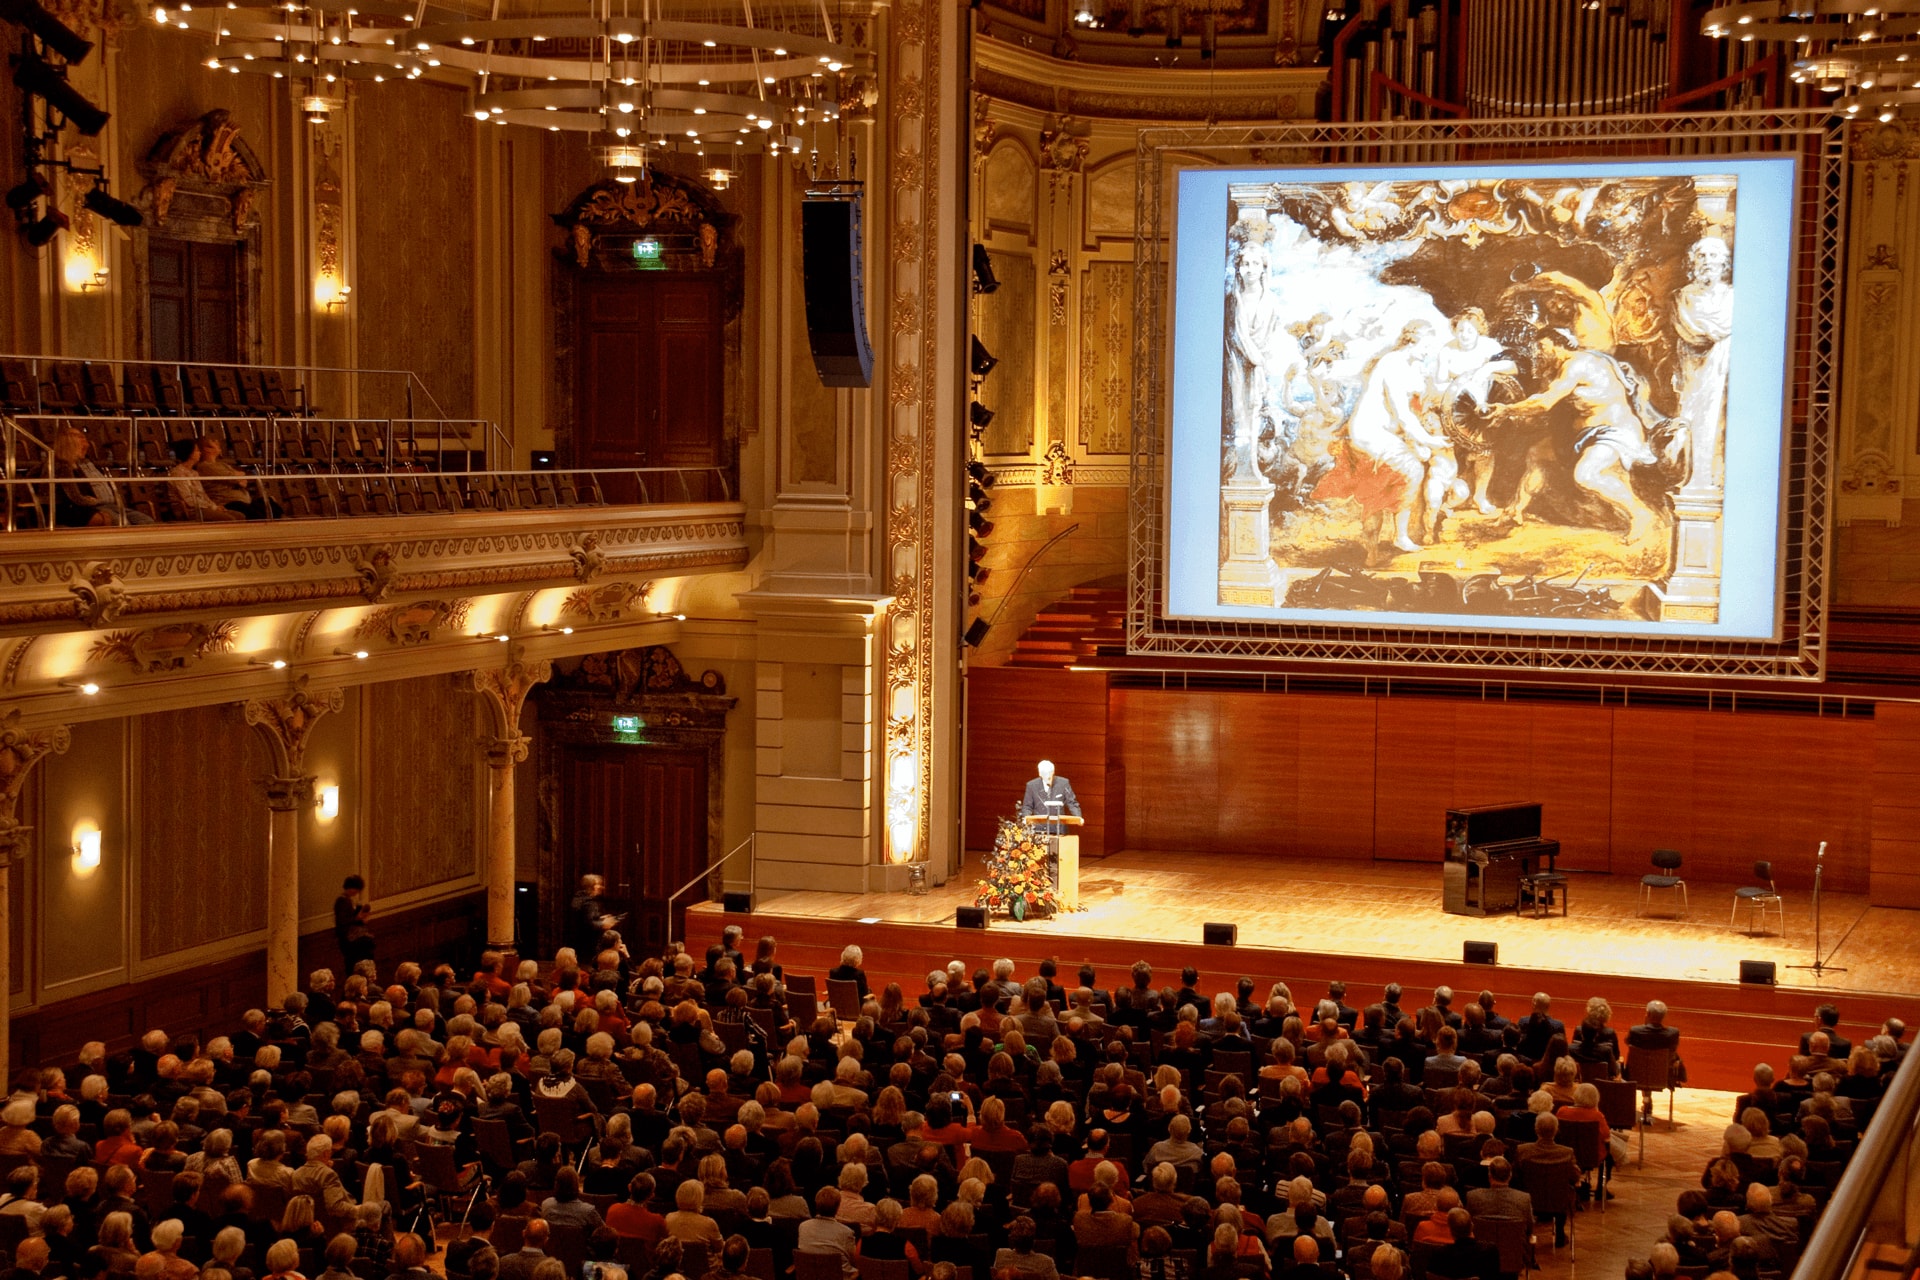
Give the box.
[1128,110,1844,681]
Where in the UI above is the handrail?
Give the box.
[1789,1040,1920,1280]
[665,833,756,915]
[1369,71,1468,121]
[1659,51,1783,114]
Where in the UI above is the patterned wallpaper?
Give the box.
[353,81,477,419]
[365,676,480,897]
[137,704,269,959]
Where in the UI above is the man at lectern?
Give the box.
[1018,759,1083,821]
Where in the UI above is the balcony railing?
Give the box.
[1791,1043,1920,1280]
[1,413,731,531]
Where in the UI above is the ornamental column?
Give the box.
[243,677,344,1005]
[0,712,71,1084]
[464,650,551,951]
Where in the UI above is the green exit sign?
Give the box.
[631,238,661,262]
[612,715,641,733]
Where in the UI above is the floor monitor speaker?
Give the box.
[1464,940,1498,965]
[800,194,874,387]
[1203,921,1237,946]
[956,906,988,929]
[722,892,752,914]
[1740,959,1777,985]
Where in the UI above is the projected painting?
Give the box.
[1175,162,1790,637]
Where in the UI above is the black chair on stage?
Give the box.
[1639,848,1688,917]
[1733,860,1785,935]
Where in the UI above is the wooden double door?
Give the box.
[556,742,709,956]
[148,236,241,363]
[575,273,724,503]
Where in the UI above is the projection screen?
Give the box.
[1164,158,1797,640]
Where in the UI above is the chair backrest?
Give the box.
[546,1221,590,1277]
[412,1140,458,1188]
[1557,1117,1602,1172]
[747,1248,777,1280]
[533,1094,591,1144]
[1472,1214,1528,1275]
[1754,860,1773,881]
[1523,1162,1576,1218]
[1625,1046,1674,1095]
[614,1237,652,1274]
[491,1214,527,1255]
[1594,1077,1640,1131]
[793,1251,844,1280]
[855,1258,911,1280]
[1652,848,1683,872]
[1075,1244,1132,1280]
[826,979,863,1021]
[679,1241,710,1279]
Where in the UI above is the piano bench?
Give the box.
[1517,871,1569,918]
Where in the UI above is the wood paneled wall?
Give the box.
[1870,703,1920,907]
[366,676,481,896]
[136,705,270,959]
[963,678,1890,895]
[9,891,483,1070]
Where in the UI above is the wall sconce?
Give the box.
[315,783,340,820]
[314,274,351,311]
[71,824,102,874]
[62,679,101,696]
[64,253,108,292]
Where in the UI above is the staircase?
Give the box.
[1006,578,1127,668]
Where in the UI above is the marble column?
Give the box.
[0,712,71,1084]
[243,677,343,1006]
[261,776,311,1004]
[464,651,550,950]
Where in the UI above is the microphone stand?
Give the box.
[1788,840,1847,977]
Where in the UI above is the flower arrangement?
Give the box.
[975,817,1058,921]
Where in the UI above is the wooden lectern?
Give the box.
[1024,813,1084,909]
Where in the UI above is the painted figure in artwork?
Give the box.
[1670,235,1734,490]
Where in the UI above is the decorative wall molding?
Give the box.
[354,599,472,647]
[972,39,1320,121]
[0,506,749,635]
[88,620,239,674]
[561,580,653,623]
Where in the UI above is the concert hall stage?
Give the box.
[689,851,1920,1094]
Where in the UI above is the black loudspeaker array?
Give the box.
[799,188,873,388]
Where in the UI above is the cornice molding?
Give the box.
[973,36,1323,121]
[0,505,749,636]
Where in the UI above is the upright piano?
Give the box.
[1442,802,1560,917]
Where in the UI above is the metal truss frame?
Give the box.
[1128,110,1844,681]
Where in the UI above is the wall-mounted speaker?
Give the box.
[722,892,752,914]
[956,906,988,929]
[800,193,874,388]
[963,618,990,648]
[1740,959,1777,985]
[1203,921,1237,946]
[1464,940,1498,965]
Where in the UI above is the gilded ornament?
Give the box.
[88,619,239,673]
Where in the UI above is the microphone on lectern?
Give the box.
[1817,841,1827,859]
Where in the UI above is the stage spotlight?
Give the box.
[969,400,994,430]
[968,460,996,488]
[82,185,142,228]
[971,243,999,294]
[970,336,997,379]
[967,535,987,564]
[13,56,110,134]
[23,208,67,247]
[968,509,994,536]
[5,174,48,210]
[971,565,991,586]
[0,0,95,64]
[968,485,991,513]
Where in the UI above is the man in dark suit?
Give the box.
[1427,1208,1502,1280]
[1326,982,1359,1029]
[1798,1004,1851,1059]
[1514,993,1566,1062]
[1627,999,1684,1120]
[1518,1114,1579,1247]
[1018,760,1082,822]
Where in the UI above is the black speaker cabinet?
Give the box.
[722,892,752,914]
[956,906,988,929]
[800,194,874,388]
[1464,940,1498,965]
[1740,959,1777,985]
[1203,921,1238,946]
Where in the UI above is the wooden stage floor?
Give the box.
[751,850,1920,999]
